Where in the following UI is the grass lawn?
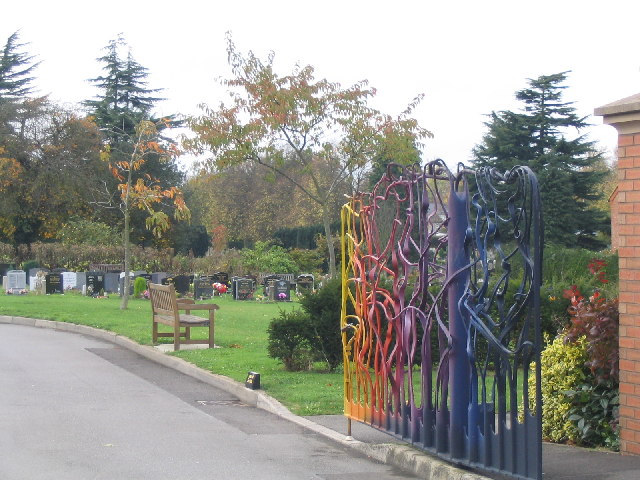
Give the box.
[0,290,344,415]
[1,289,527,416]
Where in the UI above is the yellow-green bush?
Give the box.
[532,334,589,443]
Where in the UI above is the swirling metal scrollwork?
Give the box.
[341,160,543,480]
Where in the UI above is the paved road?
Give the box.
[0,324,418,480]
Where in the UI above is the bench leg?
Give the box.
[174,322,180,351]
[208,313,215,349]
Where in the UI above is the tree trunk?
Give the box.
[120,205,131,310]
[322,204,337,278]
[120,166,133,310]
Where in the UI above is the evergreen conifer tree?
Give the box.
[84,36,184,246]
[0,31,39,101]
[473,72,609,249]
[84,36,164,144]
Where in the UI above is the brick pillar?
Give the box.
[595,93,640,455]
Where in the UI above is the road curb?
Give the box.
[0,316,493,480]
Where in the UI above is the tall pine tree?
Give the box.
[473,72,609,249]
[0,31,39,101]
[84,36,164,145]
[84,36,184,247]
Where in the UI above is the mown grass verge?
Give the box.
[0,291,344,415]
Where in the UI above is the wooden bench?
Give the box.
[148,282,219,351]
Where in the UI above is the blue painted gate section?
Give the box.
[341,161,543,480]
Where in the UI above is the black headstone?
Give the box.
[274,279,290,301]
[104,272,119,293]
[199,274,215,284]
[45,273,64,294]
[86,271,105,296]
[234,278,253,300]
[230,276,239,297]
[194,278,214,299]
[172,275,191,295]
[213,271,229,286]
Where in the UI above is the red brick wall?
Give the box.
[611,188,620,250]
[616,132,640,455]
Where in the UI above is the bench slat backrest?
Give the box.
[149,283,179,322]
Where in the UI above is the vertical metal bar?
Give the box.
[447,182,471,460]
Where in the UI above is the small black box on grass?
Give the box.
[245,371,260,390]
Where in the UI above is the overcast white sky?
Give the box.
[4,1,639,170]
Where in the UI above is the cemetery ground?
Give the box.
[1,287,525,414]
[6,289,640,480]
[0,291,344,416]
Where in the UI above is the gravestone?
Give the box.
[31,270,47,294]
[230,276,239,298]
[86,271,105,296]
[119,272,135,296]
[7,270,27,294]
[212,271,229,286]
[151,272,168,285]
[161,276,173,286]
[172,275,191,295]
[194,277,214,300]
[28,268,49,286]
[45,273,63,294]
[249,275,258,295]
[75,272,87,292]
[234,278,253,300]
[104,272,119,293]
[274,279,290,301]
[296,274,315,294]
[263,274,280,299]
[62,271,77,291]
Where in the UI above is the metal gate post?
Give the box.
[447,180,471,460]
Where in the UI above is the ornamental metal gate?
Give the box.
[341,160,543,480]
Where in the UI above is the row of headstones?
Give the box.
[4,268,315,300]
[3,269,163,296]
[229,274,315,301]
[3,269,234,297]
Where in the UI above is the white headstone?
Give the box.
[62,271,77,290]
[7,270,26,293]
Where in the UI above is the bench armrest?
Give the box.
[176,298,195,305]
[177,303,219,311]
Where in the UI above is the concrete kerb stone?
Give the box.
[2,315,37,326]
[0,316,494,480]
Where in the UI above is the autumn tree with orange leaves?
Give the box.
[186,35,431,277]
[104,118,190,309]
[84,37,190,308]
